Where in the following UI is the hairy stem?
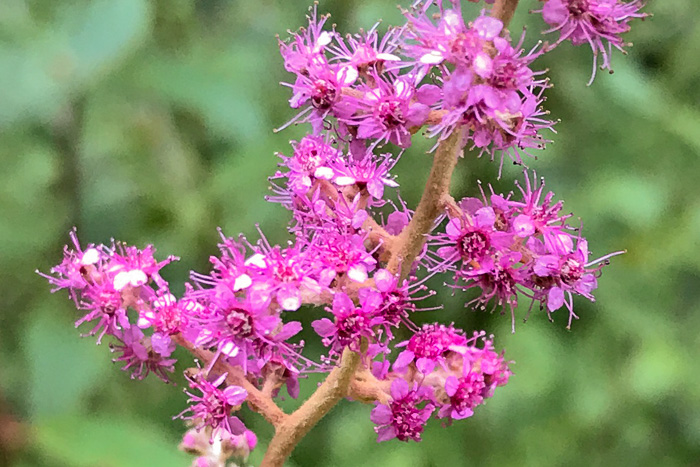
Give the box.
[491,0,520,28]
[386,128,466,279]
[260,348,360,467]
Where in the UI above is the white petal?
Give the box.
[314,166,334,179]
[338,66,358,86]
[394,80,407,96]
[334,176,356,186]
[128,269,148,287]
[113,271,130,291]
[220,341,240,357]
[317,31,333,47]
[81,248,100,265]
[420,51,444,65]
[244,253,267,268]
[347,264,368,283]
[233,274,252,291]
[376,53,401,62]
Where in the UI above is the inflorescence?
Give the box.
[40,0,642,465]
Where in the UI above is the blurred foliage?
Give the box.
[0,0,699,465]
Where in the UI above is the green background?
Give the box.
[1,0,698,465]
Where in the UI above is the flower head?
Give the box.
[179,372,248,442]
[370,378,434,442]
[536,0,647,84]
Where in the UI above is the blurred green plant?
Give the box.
[2,0,700,466]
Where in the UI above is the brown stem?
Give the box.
[490,0,520,29]
[260,348,360,467]
[173,334,288,427]
[386,128,466,279]
[349,367,391,405]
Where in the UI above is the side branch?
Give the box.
[173,334,288,428]
[387,128,465,279]
[261,348,361,467]
[490,0,520,29]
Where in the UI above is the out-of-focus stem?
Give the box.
[491,0,520,29]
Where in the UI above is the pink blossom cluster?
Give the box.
[371,326,510,442]
[535,0,647,84]
[39,231,179,381]
[278,1,554,172]
[428,172,623,330]
[39,0,639,463]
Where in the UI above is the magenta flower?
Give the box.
[458,251,525,328]
[106,241,178,291]
[344,74,433,147]
[508,171,574,252]
[441,372,485,420]
[403,5,501,70]
[537,0,647,84]
[370,378,434,442]
[326,22,403,74]
[394,323,469,374]
[332,150,399,201]
[278,3,335,76]
[277,135,341,196]
[179,372,248,442]
[430,200,513,272]
[110,327,176,382]
[372,269,434,327]
[285,62,358,133]
[314,232,376,284]
[191,232,254,296]
[138,292,190,335]
[188,291,300,361]
[76,284,130,344]
[532,237,622,327]
[243,243,321,312]
[312,291,380,353]
[38,228,101,298]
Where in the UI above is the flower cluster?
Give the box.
[535,0,647,84]
[428,172,623,330]
[38,230,178,381]
[278,2,554,173]
[402,3,551,171]
[39,0,637,463]
[371,327,510,441]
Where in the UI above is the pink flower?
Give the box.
[343,74,433,148]
[178,372,248,441]
[110,327,176,382]
[537,0,647,84]
[312,291,381,354]
[370,378,434,442]
[394,323,470,374]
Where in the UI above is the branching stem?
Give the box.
[260,348,360,467]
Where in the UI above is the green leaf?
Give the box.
[34,415,189,467]
[0,0,150,126]
[23,305,106,419]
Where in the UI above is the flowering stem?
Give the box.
[260,347,361,467]
[387,128,466,279]
[173,334,288,427]
[490,0,520,29]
